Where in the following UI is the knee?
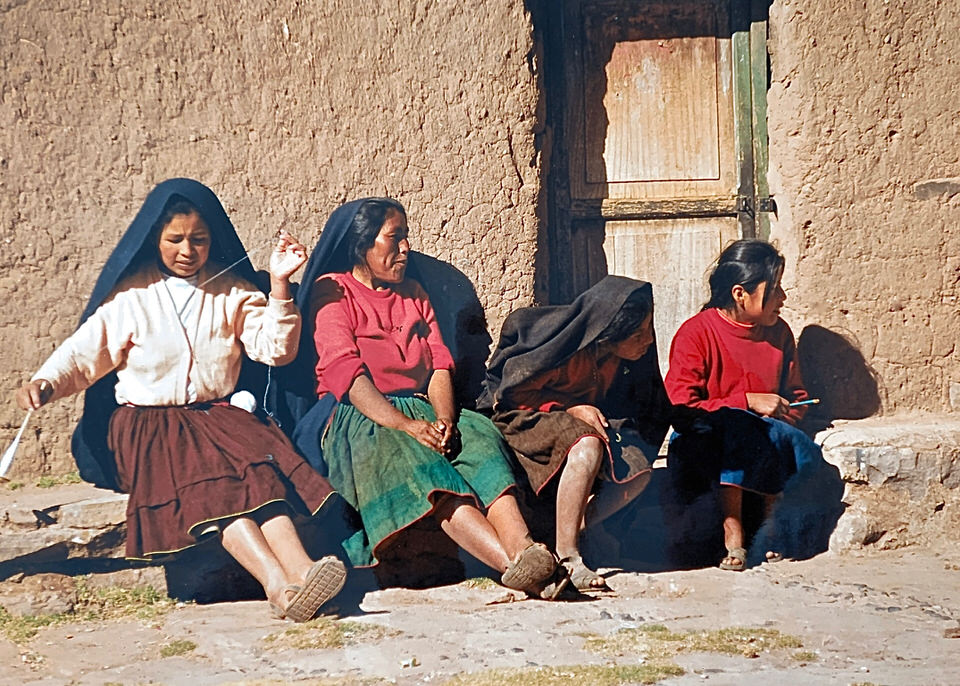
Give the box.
[566,436,604,469]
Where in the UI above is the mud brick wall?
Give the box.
[0,0,542,476]
[767,0,960,415]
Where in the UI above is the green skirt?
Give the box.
[322,395,517,567]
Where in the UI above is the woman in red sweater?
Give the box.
[287,198,568,599]
[664,240,824,571]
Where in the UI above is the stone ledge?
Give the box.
[816,414,960,496]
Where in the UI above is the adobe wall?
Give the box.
[767,0,960,415]
[0,0,543,477]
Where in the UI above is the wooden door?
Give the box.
[542,0,770,367]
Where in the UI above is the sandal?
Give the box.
[501,542,558,595]
[765,550,784,563]
[536,564,571,600]
[719,546,747,572]
[270,584,300,620]
[560,555,611,592]
[284,556,348,623]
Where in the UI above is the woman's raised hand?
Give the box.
[402,418,445,453]
[269,231,308,283]
[566,404,609,436]
[745,392,790,419]
[16,379,52,411]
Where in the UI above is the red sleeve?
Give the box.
[412,281,455,373]
[779,332,808,426]
[665,318,749,412]
[503,366,567,412]
[311,277,369,401]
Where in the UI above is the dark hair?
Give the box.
[703,239,785,311]
[595,290,652,345]
[346,198,407,267]
[151,195,201,238]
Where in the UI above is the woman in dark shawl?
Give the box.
[16,178,346,622]
[478,276,671,590]
[281,197,568,599]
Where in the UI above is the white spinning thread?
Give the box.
[1,234,284,480]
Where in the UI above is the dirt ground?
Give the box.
[1,539,958,686]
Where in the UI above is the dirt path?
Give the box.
[2,545,958,686]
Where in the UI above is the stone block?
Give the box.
[828,509,872,552]
[817,415,960,497]
[0,572,77,617]
[57,494,128,529]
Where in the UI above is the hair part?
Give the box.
[346,198,407,267]
[703,239,785,311]
[151,195,201,239]
[595,290,653,345]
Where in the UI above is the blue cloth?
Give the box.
[668,408,823,496]
[71,179,264,490]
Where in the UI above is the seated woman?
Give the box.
[289,197,567,599]
[664,239,824,571]
[15,179,346,621]
[478,276,671,591]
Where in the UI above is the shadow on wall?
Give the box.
[796,325,883,432]
[410,251,493,410]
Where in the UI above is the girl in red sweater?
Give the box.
[664,240,823,571]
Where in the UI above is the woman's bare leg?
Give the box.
[485,493,535,560]
[719,485,745,568]
[221,516,292,607]
[554,436,604,560]
[260,514,316,584]
[433,495,511,572]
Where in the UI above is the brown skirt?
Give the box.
[492,409,654,495]
[108,403,335,559]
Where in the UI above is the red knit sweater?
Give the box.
[503,347,620,412]
[664,308,808,426]
[311,272,455,400]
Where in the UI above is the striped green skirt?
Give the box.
[322,395,517,567]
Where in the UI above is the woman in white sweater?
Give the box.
[15,178,345,622]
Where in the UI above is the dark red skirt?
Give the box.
[108,404,334,559]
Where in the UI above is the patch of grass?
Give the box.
[160,639,197,658]
[220,679,388,685]
[73,582,175,623]
[0,578,176,644]
[264,617,398,650]
[443,664,685,686]
[791,650,819,662]
[35,471,82,488]
[582,624,804,660]
[461,576,499,590]
[5,480,24,490]
[0,610,63,644]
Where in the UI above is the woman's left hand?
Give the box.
[434,418,461,457]
[269,231,308,282]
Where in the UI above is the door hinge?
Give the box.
[737,195,777,218]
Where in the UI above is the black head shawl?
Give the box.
[478,275,671,444]
[72,178,262,490]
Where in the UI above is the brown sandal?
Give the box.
[501,542,557,593]
[284,556,348,623]
[270,585,301,620]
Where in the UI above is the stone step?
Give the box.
[817,414,960,496]
[816,414,960,552]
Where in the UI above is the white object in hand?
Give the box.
[0,409,33,482]
[229,390,257,413]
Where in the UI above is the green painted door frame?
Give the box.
[733,0,772,240]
